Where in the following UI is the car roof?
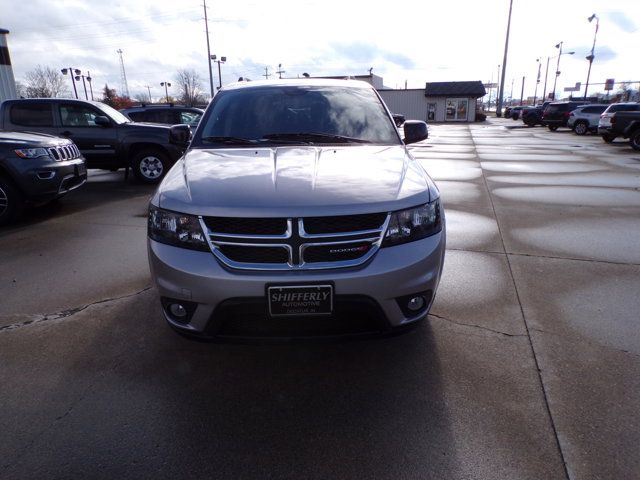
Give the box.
[220,78,376,92]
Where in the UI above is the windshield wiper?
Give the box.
[201,136,258,145]
[261,132,372,144]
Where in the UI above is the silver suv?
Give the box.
[147,79,445,339]
[567,104,607,135]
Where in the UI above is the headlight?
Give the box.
[148,205,209,251]
[382,201,442,247]
[14,148,50,159]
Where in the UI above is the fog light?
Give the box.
[407,296,425,312]
[169,303,187,319]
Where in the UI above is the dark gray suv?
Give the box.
[147,79,445,340]
[0,131,86,225]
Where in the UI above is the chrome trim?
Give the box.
[300,236,382,269]
[199,214,392,271]
[207,218,293,240]
[57,173,87,194]
[298,216,388,239]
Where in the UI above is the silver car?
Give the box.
[147,79,445,339]
[567,104,608,135]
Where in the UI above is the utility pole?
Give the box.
[263,67,271,79]
[533,58,541,105]
[496,0,514,117]
[520,76,525,105]
[117,49,130,98]
[542,56,550,102]
[276,63,285,79]
[145,85,152,103]
[203,0,214,98]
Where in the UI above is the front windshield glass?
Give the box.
[96,103,131,124]
[196,85,400,145]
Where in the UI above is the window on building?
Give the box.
[446,98,468,121]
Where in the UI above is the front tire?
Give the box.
[0,176,25,226]
[131,149,169,184]
[602,134,616,143]
[630,130,640,151]
[574,121,588,135]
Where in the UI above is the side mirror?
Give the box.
[94,116,111,127]
[403,120,429,145]
[169,124,191,144]
[391,113,405,127]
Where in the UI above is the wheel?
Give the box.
[0,176,25,226]
[602,134,616,143]
[131,149,169,184]
[630,130,640,151]
[524,117,537,127]
[574,121,589,135]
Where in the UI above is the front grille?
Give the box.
[303,213,387,234]
[303,241,373,263]
[48,144,80,161]
[201,212,389,271]
[204,217,288,236]
[217,245,289,264]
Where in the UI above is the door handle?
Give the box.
[61,131,73,136]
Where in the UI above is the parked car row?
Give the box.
[510,100,640,151]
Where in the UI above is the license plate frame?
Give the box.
[267,284,334,317]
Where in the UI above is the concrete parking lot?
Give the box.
[1,119,639,479]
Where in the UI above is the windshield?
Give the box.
[195,85,400,146]
[96,103,131,124]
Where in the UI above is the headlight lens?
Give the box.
[14,148,50,159]
[148,205,209,251]
[382,200,442,247]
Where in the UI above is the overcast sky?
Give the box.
[2,0,639,101]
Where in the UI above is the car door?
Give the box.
[57,103,119,167]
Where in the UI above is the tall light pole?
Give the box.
[584,14,599,100]
[211,55,226,90]
[160,81,171,103]
[61,68,80,99]
[520,76,525,105]
[496,0,514,117]
[533,58,541,105]
[87,71,94,100]
[74,72,91,100]
[203,0,214,98]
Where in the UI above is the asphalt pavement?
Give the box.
[1,120,639,479]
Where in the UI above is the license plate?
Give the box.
[77,163,87,176]
[267,284,333,316]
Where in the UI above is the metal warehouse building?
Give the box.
[378,81,486,123]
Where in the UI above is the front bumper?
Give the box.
[597,126,612,135]
[7,156,87,203]
[148,231,446,339]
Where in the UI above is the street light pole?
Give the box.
[61,68,80,99]
[496,0,514,117]
[203,0,215,98]
[87,71,94,100]
[533,58,541,105]
[552,41,564,101]
[160,82,171,103]
[542,57,551,101]
[520,76,525,105]
[584,14,599,100]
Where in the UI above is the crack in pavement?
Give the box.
[429,313,527,338]
[529,327,640,359]
[0,286,152,333]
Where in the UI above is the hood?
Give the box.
[156,145,433,217]
[0,130,72,147]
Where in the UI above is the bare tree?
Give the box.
[134,92,151,103]
[24,65,70,98]
[175,69,205,106]
[15,81,26,98]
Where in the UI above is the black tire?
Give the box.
[630,130,640,151]
[131,149,169,184]
[548,125,559,131]
[0,176,25,226]
[573,121,589,135]
[524,117,537,127]
[602,134,616,143]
